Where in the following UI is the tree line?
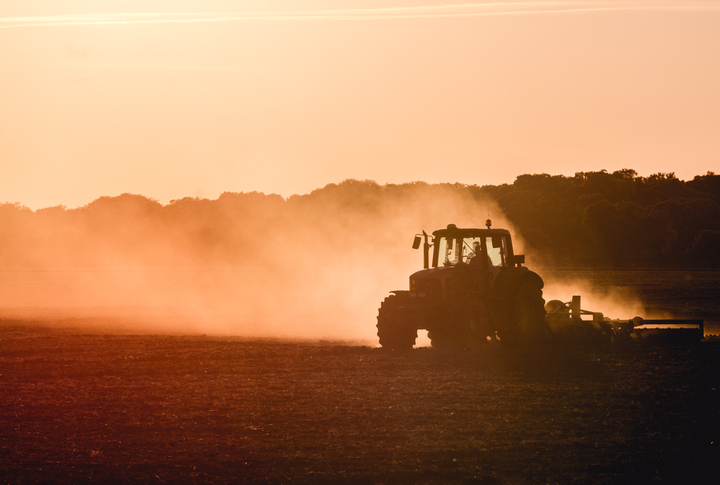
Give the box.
[1,170,718,269]
[485,170,720,267]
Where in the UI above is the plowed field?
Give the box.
[2,322,719,484]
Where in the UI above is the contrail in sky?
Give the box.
[1,2,719,29]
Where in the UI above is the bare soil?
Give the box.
[1,322,719,484]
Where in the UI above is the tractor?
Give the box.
[376,222,704,349]
[376,221,548,349]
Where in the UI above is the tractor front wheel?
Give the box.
[377,295,417,350]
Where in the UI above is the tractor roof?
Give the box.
[432,224,511,239]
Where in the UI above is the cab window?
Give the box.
[487,235,507,267]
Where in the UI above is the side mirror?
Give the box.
[491,235,503,248]
[412,235,422,249]
[508,254,525,266]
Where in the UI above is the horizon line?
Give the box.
[5,169,716,212]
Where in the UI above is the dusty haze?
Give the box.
[1,181,517,342]
[3,177,711,342]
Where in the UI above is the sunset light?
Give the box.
[2,1,719,209]
[2,2,719,484]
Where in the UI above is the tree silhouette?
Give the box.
[1,171,718,269]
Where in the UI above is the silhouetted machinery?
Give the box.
[376,222,704,349]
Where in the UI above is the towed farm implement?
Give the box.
[376,222,704,349]
[544,295,704,345]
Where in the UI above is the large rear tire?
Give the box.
[501,281,548,346]
[377,295,417,350]
[427,328,450,349]
[430,295,489,350]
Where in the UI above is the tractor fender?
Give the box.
[489,268,544,330]
[492,267,544,299]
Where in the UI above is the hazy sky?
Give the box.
[2,1,719,210]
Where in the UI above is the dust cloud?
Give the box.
[540,272,659,322]
[2,181,668,342]
[0,181,517,343]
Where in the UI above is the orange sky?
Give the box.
[2,1,719,210]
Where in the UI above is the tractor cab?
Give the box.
[413,222,525,271]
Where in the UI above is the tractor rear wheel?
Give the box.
[430,295,489,350]
[427,328,450,349]
[501,281,548,346]
[377,295,417,350]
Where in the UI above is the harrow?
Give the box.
[545,295,704,344]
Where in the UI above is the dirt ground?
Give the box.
[1,322,719,484]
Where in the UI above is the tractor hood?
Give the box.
[410,266,456,280]
[408,265,473,300]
